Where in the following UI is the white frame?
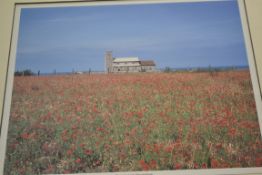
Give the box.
[0,0,261,174]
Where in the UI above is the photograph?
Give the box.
[2,0,262,174]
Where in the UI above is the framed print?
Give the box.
[0,0,262,175]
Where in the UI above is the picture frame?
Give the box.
[0,0,261,174]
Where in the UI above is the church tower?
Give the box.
[105,51,113,73]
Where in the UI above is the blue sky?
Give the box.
[16,0,248,73]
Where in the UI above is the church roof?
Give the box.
[113,57,139,62]
[140,60,156,66]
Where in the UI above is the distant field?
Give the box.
[5,71,262,174]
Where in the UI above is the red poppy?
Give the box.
[75,158,81,164]
[175,163,182,169]
[211,159,219,168]
[149,160,157,169]
[20,133,30,139]
[255,157,262,166]
[202,163,207,168]
[66,149,73,156]
[85,149,93,155]
[139,160,149,171]
[165,145,174,153]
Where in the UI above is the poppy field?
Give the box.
[4,70,262,174]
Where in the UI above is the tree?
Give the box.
[164,67,172,73]
[15,69,35,76]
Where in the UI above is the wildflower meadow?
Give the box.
[4,70,262,174]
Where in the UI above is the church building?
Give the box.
[105,51,156,73]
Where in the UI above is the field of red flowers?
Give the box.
[4,70,262,174]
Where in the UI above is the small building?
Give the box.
[105,51,156,73]
[140,60,156,72]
